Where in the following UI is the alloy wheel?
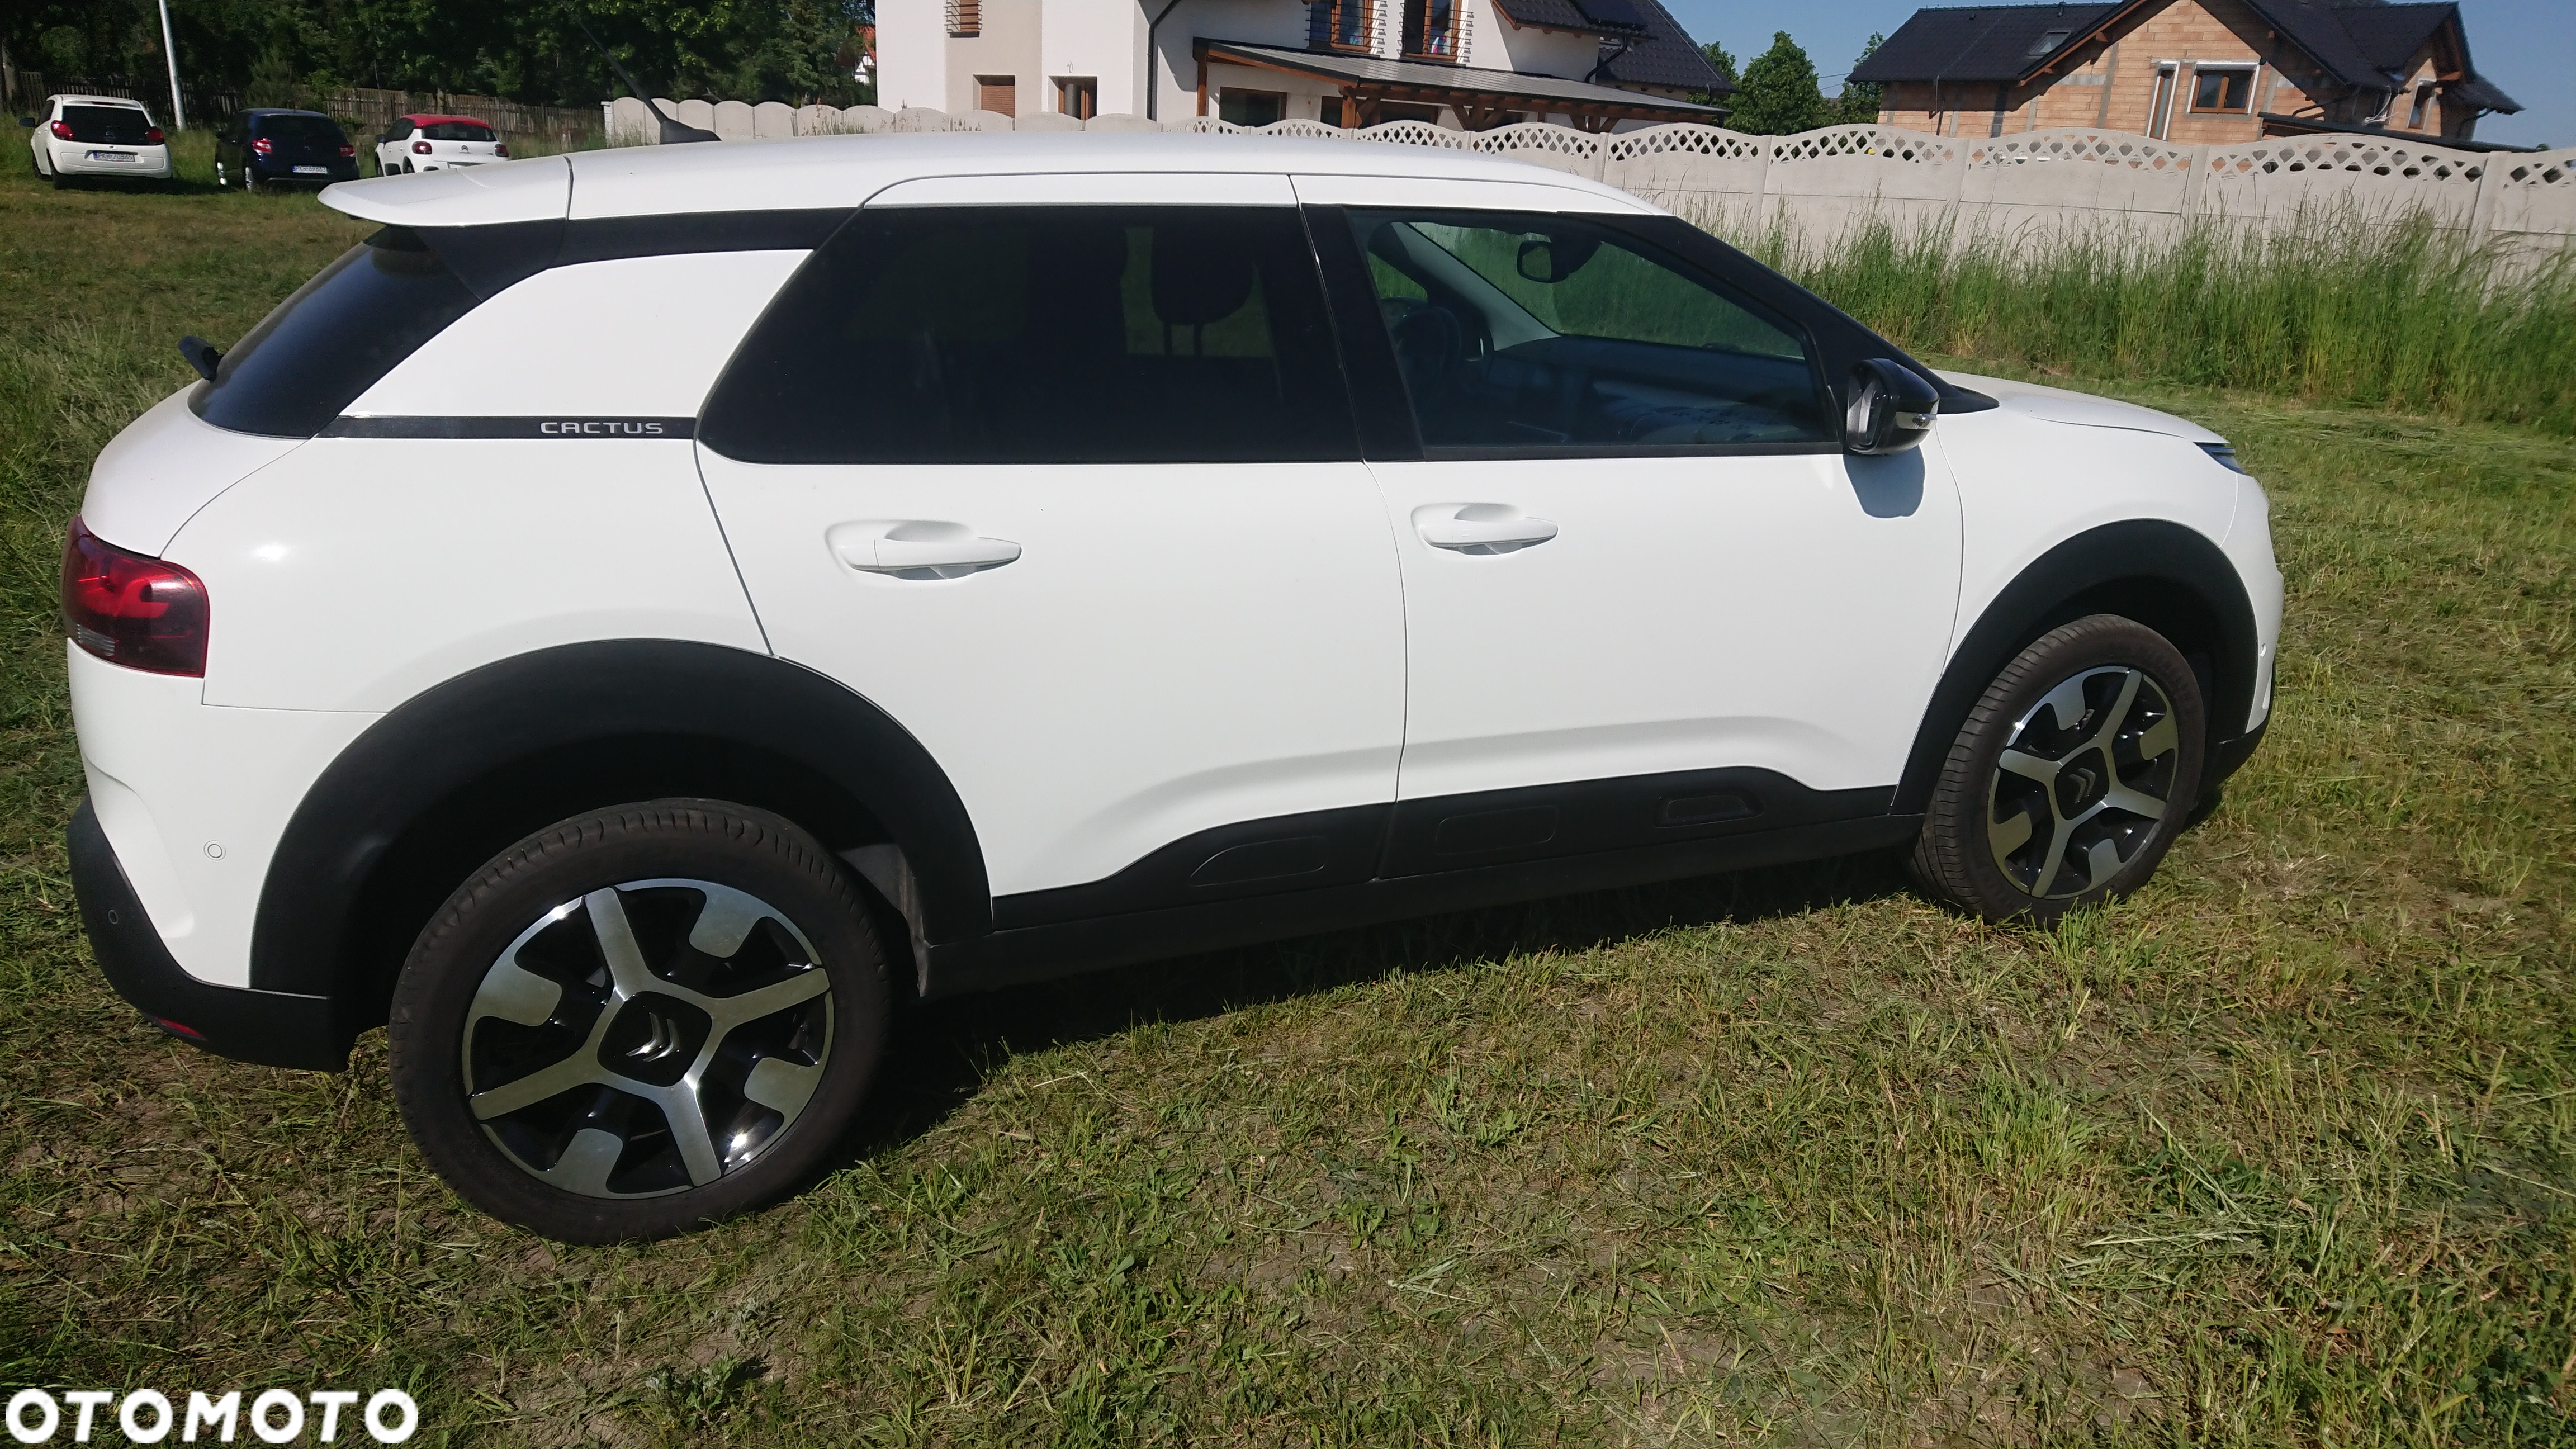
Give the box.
[462,878,834,1199]
[1985,665,2181,899]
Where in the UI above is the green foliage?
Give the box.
[1761,210,2576,433]
[1729,30,1828,135]
[1694,39,1737,108]
[1834,32,1885,125]
[2,0,874,108]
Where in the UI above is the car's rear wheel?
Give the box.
[1910,614,2206,923]
[388,801,890,1242]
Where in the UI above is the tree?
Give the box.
[1834,32,1885,124]
[1692,39,1735,110]
[1729,30,1825,135]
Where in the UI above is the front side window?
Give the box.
[701,206,1355,465]
[191,228,480,437]
[1345,211,1832,453]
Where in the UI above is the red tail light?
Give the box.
[145,127,167,144]
[62,518,209,677]
[253,136,274,154]
[339,142,355,157]
[412,139,432,154]
[49,119,74,140]
[494,142,509,157]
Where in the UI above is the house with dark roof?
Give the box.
[1848,0,2521,149]
[877,0,1727,132]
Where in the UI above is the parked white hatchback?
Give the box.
[67,134,2280,1242]
[24,93,173,186]
[371,112,508,174]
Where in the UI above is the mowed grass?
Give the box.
[0,155,2570,1448]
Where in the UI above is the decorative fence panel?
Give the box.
[600,97,2576,257]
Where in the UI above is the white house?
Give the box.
[877,0,1729,131]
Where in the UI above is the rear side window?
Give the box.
[60,105,154,143]
[701,206,1356,465]
[191,228,480,437]
[419,121,496,141]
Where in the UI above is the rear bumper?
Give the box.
[249,159,361,183]
[49,146,174,179]
[68,797,345,1071]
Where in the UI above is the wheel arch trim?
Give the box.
[247,639,991,1013]
[1897,519,2258,815]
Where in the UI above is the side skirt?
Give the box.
[925,812,1921,997]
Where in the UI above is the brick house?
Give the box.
[1849,0,2522,148]
[877,0,1727,131]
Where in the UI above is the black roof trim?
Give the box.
[2255,112,2540,153]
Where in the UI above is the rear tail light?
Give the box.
[494,142,509,157]
[61,518,209,677]
[339,142,355,157]
[412,139,432,154]
[253,136,273,154]
[49,119,73,140]
[145,126,167,144]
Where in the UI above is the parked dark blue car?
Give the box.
[215,109,359,192]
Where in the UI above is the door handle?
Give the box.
[1413,503,1559,554]
[828,520,1023,579]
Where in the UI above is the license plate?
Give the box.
[88,150,135,162]
[293,165,328,174]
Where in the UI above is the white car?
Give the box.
[25,93,173,186]
[66,135,2280,1241]
[371,113,508,174]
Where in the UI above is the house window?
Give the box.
[945,0,978,38]
[976,75,1016,116]
[1055,77,1098,120]
[2190,65,2255,113]
[2148,63,2177,139]
[1311,0,1373,53]
[1220,89,1286,127]
[2408,83,2432,128]
[1404,0,1461,59]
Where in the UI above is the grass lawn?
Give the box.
[1,149,2570,1447]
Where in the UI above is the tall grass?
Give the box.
[1759,208,2576,433]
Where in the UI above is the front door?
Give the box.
[1323,205,1962,873]
[696,181,1405,917]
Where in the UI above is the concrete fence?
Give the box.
[603,97,2575,258]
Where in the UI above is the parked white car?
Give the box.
[23,93,173,186]
[371,113,508,174]
[67,134,2280,1241]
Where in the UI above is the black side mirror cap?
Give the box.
[179,335,224,383]
[1844,358,1940,455]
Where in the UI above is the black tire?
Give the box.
[388,800,890,1242]
[1910,614,2206,923]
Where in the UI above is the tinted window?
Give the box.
[252,113,346,144]
[1347,211,1831,452]
[191,228,480,438]
[60,105,155,142]
[419,121,496,141]
[702,206,1355,465]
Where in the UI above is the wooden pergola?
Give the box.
[1194,40,1721,135]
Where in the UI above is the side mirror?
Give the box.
[178,335,224,383]
[1514,233,1600,283]
[1843,358,1939,455]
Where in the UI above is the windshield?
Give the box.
[60,105,155,143]
[253,114,347,144]
[419,121,496,141]
[190,228,480,437]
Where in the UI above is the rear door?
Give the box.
[696,176,1406,920]
[1303,190,1962,874]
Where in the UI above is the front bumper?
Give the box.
[69,797,344,1071]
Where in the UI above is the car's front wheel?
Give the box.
[388,801,891,1242]
[1910,614,2207,922]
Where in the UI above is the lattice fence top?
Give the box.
[1971,131,2193,171]
[1767,126,1958,165]
[2206,138,2485,182]
[2499,156,2568,190]
[1604,124,1761,163]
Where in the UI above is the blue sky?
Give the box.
[1665,0,2569,149]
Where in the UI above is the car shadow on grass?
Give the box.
[823,848,1921,1170]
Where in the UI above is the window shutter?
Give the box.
[946,0,980,37]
